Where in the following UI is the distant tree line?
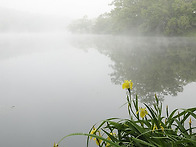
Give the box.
[68,0,196,35]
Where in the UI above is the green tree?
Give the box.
[92,13,113,34]
[67,0,196,35]
[107,0,196,35]
[67,15,93,33]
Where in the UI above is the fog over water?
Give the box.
[0,33,196,146]
[0,33,127,147]
[0,0,196,146]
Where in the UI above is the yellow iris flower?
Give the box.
[90,127,102,146]
[152,125,158,131]
[152,124,164,132]
[106,133,116,147]
[160,125,164,132]
[136,107,148,118]
[53,142,58,147]
[122,80,133,89]
[189,117,192,125]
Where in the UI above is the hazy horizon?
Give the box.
[0,0,113,19]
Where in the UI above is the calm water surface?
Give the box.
[0,33,196,146]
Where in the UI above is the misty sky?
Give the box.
[0,0,113,18]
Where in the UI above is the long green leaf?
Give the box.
[58,133,121,147]
[132,137,157,147]
[173,118,189,136]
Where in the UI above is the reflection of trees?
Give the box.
[71,36,196,104]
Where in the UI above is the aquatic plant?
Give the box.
[54,80,196,146]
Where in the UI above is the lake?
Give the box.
[0,33,196,147]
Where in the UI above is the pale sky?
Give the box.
[0,0,113,18]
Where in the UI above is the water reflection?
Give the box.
[71,36,196,104]
[0,33,195,146]
[0,33,125,147]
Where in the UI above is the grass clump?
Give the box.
[54,80,196,147]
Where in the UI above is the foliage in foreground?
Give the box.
[54,80,196,147]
